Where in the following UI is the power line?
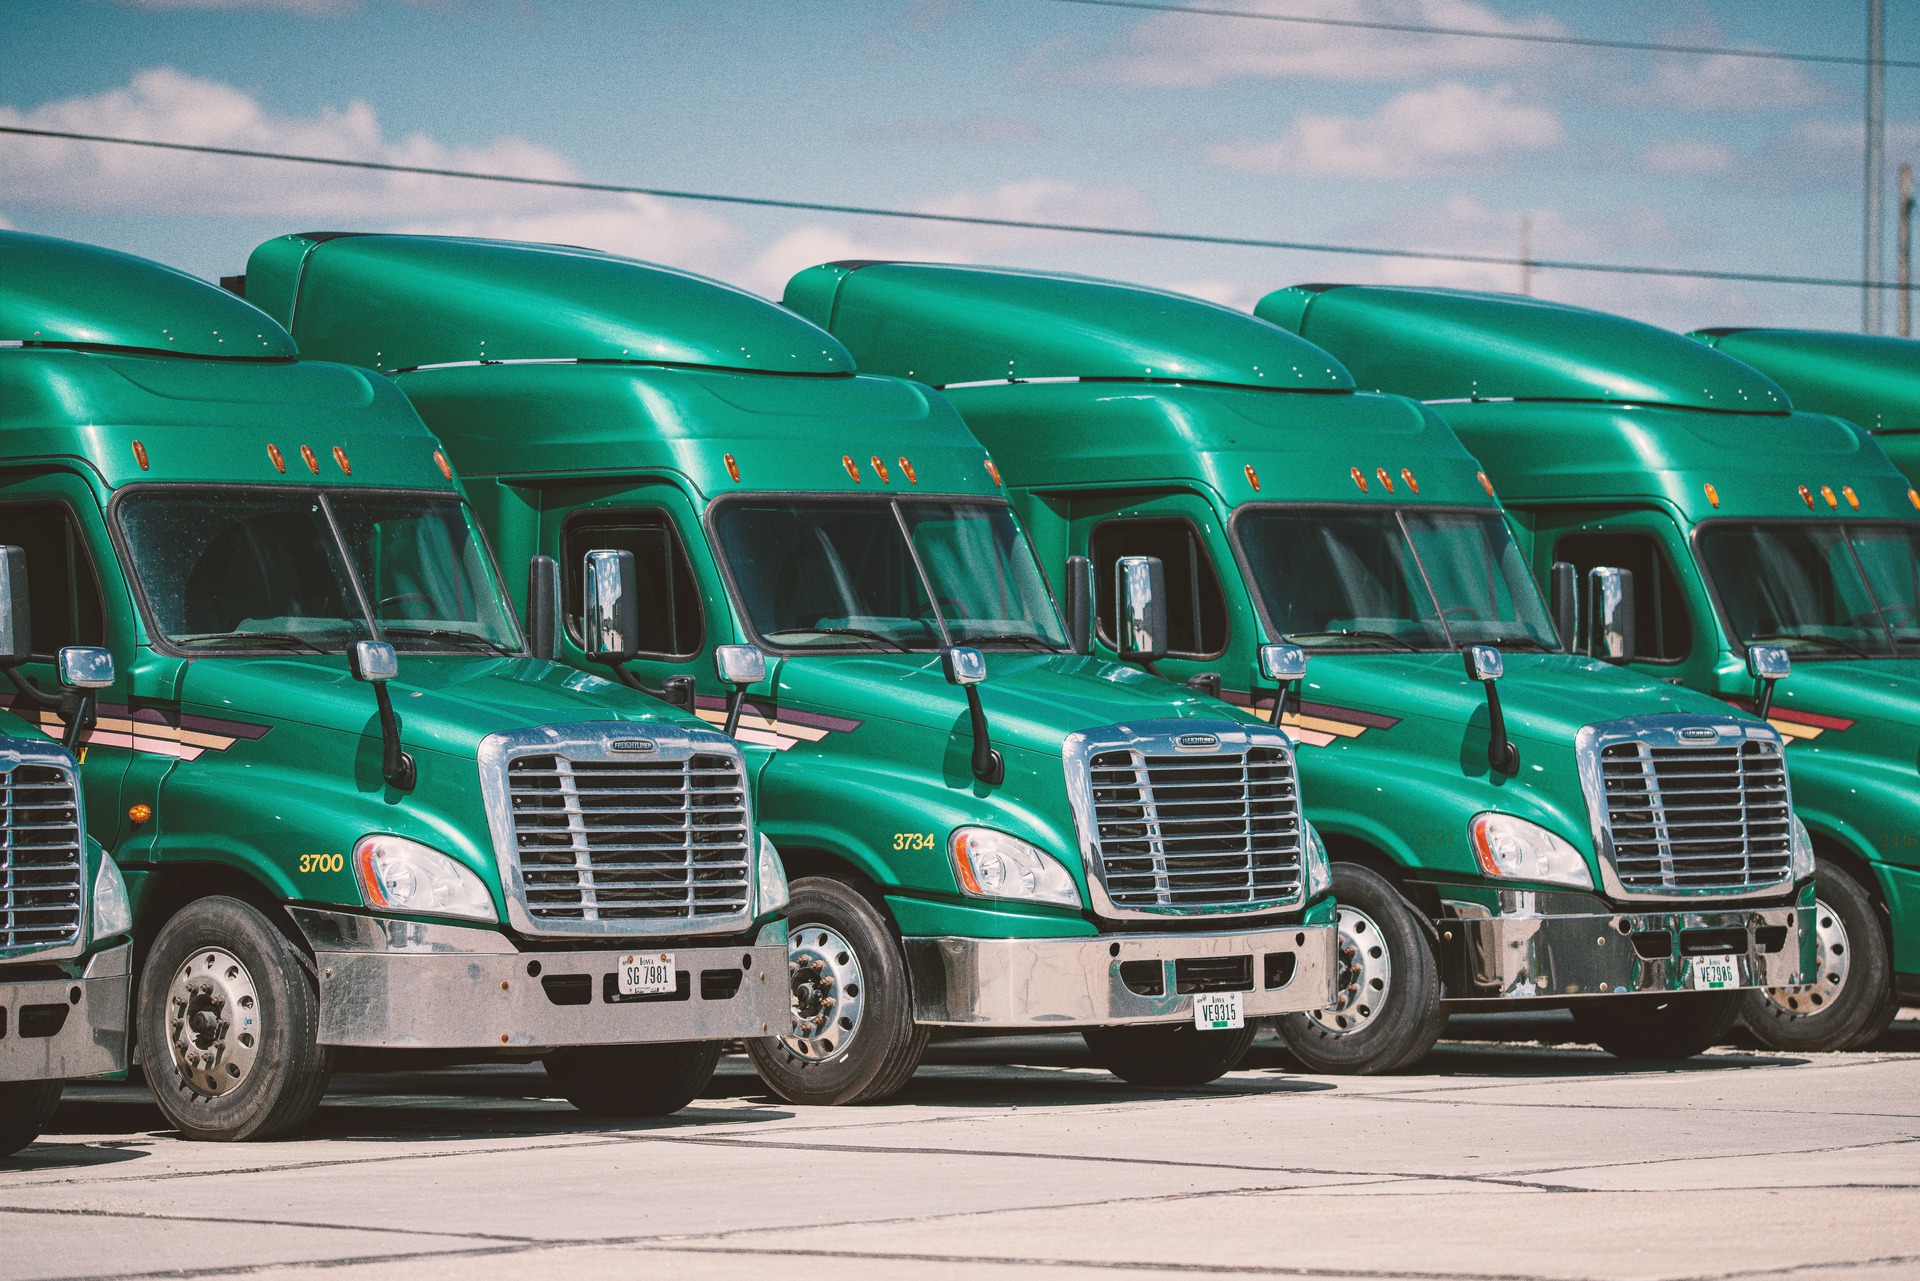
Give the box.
[1047,0,1920,71]
[0,123,1906,292]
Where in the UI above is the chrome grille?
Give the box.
[1597,737,1792,893]
[1084,741,1303,911]
[504,750,750,927]
[0,762,84,956]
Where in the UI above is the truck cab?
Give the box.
[0,231,789,1140]
[792,261,1818,1073]
[239,232,1339,1105]
[1267,283,1913,1052]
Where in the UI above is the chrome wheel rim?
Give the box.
[165,947,261,1097]
[1765,897,1850,1018]
[1308,906,1392,1036]
[781,925,865,1062]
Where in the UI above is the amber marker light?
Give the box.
[898,456,918,484]
[1401,468,1419,494]
[984,458,1002,485]
[871,455,891,483]
[300,444,320,474]
[723,453,740,482]
[267,443,287,474]
[333,446,352,476]
[1821,484,1838,508]
[1244,463,1261,491]
[842,454,861,482]
[1909,488,1920,510]
[128,804,152,826]
[1478,470,1495,497]
[1376,467,1395,493]
[1704,483,1720,508]
[1799,485,1815,508]
[1351,466,1369,492]
[433,450,452,480]
[131,440,149,471]
[1844,486,1860,509]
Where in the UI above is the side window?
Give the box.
[562,509,703,659]
[1089,517,1228,658]
[0,502,106,657]
[1555,530,1691,662]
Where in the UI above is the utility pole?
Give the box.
[1866,0,1886,333]
[1519,216,1533,297]
[1903,163,1915,337]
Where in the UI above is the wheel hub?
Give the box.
[780,925,865,1063]
[1764,896,1850,1018]
[165,948,261,1097]
[1306,905,1392,1037]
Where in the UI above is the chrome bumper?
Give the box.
[291,909,790,1050]
[904,921,1336,1028]
[1437,891,1813,999]
[0,944,130,1083]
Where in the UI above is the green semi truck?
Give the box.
[235,231,1338,1105]
[0,231,791,1141]
[788,261,1818,1073]
[1263,284,1916,1051]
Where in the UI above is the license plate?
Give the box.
[1192,990,1245,1031]
[618,953,676,996]
[1691,956,1739,991]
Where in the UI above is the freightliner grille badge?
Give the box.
[1175,733,1221,751]
[610,739,658,754]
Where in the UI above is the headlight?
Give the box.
[1468,813,1594,890]
[1790,816,1816,882]
[352,834,496,922]
[1303,820,1332,902]
[950,827,1082,909]
[91,855,132,941]
[757,833,790,915]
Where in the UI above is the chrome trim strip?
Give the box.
[0,740,89,966]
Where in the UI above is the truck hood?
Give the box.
[1763,658,1920,751]
[182,653,714,761]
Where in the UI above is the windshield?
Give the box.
[117,488,523,654]
[1698,521,1920,659]
[712,498,1067,652]
[1234,507,1560,652]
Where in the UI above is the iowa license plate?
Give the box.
[1691,956,1739,990]
[618,953,676,996]
[1192,990,1245,1031]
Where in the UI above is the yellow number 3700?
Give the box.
[299,853,345,874]
[892,832,936,852]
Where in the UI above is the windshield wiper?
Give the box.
[1285,629,1422,652]
[1478,635,1554,652]
[381,625,514,656]
[952,632,1064,652]
[173,630,337,654]
[1749,631,1875,660]
[763,627,911,652]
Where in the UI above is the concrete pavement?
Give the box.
[3,1015,1917,1281]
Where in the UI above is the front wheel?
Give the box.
[1276,863,1446,1074]
[1082,1022,1256,1087]
[137,896,333,1141]
[543,1042,721,1117]
[0,1081,63,1157]
[1739,862,1898,1052]
[745,878,928,1106]
[1568,991,1740,1060]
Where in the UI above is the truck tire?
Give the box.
[1739,862,1898,1052]
[138,896,333,1142]
[0,1081,63,1158]
[1082,1022,1257,1087]
[1568,990,1740,1060]
[543,1042,721,1117]
[746,877,928,1106]
[1275,863,1446,1074]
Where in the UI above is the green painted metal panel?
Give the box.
[1,230,293,360]
[1260,283,1789,414]
[784,261,1352,391]
[1691,327,1920,441]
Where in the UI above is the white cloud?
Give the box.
[1616,20,1839,113]
[1640,139,1737,176]
[1208,81,1562,179]
[1085,0,1568,87]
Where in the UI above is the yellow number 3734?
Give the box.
[892,832,936,852]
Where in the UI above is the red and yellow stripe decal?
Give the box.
[1222,689,1400,748]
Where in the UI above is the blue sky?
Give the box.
[4,0,1917,332]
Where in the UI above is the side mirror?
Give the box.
[1585,566,1635,663]
[1259,643,1307,683]
[0,546,28,667]
[1462,645,1505,682]
[1463,645,1517,775]
[348,639,399,683]
[1748,643,1791,718]
[348,640,414,790]
[1548,561,1577,650]
[715,644,768,687]
[582,549,639,664]
[942,646,988,686]
[526,554,560,661]
[57,646,114,690]
[943,646,1002,785]
[1063,554,1094,657]
[1113,554,1168,666]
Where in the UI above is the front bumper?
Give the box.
[291,909,790,1050]
[1436,890,1813,999]
[904,921,1336,1028]
[0,944,130,1083]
